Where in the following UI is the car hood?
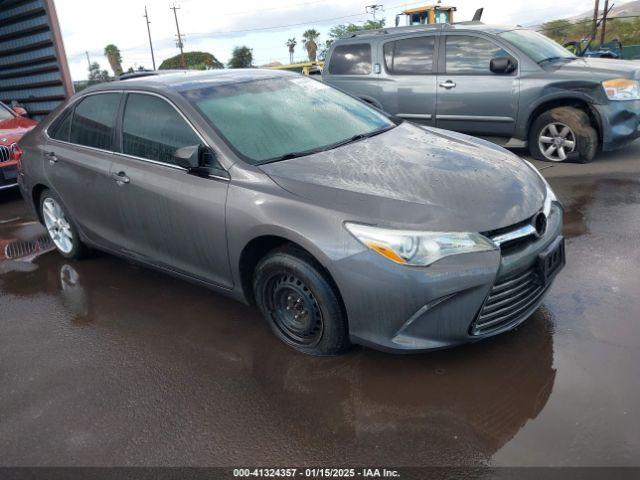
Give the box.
[259,122,546,232]
[547,57,640,79]
[0,116,37,145]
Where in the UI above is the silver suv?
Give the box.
[323,23,640,163]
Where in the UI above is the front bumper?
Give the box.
[0,164,18,190]
[332,203,564,353]
[594,99,640,151]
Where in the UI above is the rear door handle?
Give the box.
[439,80,457,89]
[47,151,58,164]
[112,171,130,185]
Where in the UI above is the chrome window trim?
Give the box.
[43,89,230,182]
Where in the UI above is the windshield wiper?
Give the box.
[323,124,396,152]
[538,56,575,65]
[258,124,396,165]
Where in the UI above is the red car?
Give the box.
[1,102,37,191]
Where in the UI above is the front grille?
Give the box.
[0,145,11,163]
[471,266,549,336]
[484,214,540,252]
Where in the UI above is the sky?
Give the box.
[54,0,619,80]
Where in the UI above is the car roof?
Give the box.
[82,69,297,95]
[337,23,519,41]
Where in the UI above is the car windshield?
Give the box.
[181,76,395,164]
[0,104,14,121]
[498,29,576,64]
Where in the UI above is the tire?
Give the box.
[253,246,350,356]
[529,106,598,163]
[39,189,87,260]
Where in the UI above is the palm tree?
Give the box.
[104,44,123,76]
[302,29,320,62]
[286,38,297,64]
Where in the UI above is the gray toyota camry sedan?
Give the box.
[16,70,565,355]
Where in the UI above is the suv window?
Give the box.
[329,44,372,75]
[384,36,435,74]
[70,93,120,150]
[122,93,201,165]
[50,109,72,142]
[446,35,510,74]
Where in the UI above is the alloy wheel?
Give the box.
[42,197,74,254]
[538,122,577,162]
[265,274,324,347]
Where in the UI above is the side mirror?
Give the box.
[174,145,201,169]
[490,57,517,75]
[12,106,28,117]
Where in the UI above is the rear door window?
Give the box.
[445,35,510,74]
[121,93,201,165]
[69,93,120,150]
[384,36,436,74]
[328,44,372,75]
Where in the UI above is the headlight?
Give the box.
[344,223,496,266]
[602,78,640,101]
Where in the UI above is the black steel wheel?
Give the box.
[265,273,324,346]
[253,246,350,356]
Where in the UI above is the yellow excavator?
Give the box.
[395,4,483,27]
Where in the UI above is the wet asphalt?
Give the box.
[0,146,639,467]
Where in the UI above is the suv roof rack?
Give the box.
[344,21,485,39]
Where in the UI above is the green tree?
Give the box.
[88,62,109,84]
[104,44,123,76]
[286,37,297,64]
[302,29,320,62]
[228,46,253,68]
[540,19,573,43]
[320,20,385,59]
[159,51,224,70]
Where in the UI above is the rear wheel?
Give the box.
[529,106,598,163]
[253,246,350,356]
[39,189,87,259]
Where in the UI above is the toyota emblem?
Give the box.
[534,212,547,237]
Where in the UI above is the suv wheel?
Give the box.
[529,106,597,163]
[40,189,87,259]
[253,246,350,356]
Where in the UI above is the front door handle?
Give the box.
[439,80,457,89]
[112,171,130,185]
[47,151,58,164]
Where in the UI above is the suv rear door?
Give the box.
[436,33,520,137]
[380,34,439,125]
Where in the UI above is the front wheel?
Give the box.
[40,189,87,259]
[253,246,350,356]
[529,106,598,163]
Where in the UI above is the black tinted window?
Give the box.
[329,44,372,75]
[446,36,510,74]
[70,93,120,149]
[50,109,72,142]
[384,36,435,74]
[122,93,201,165]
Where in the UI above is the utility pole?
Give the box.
[170,4,186,69]
[144,5,156,70]
[365,4,384,21]
[600,0,610,45]
[85,51,92,70]
[591,0,600,43]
